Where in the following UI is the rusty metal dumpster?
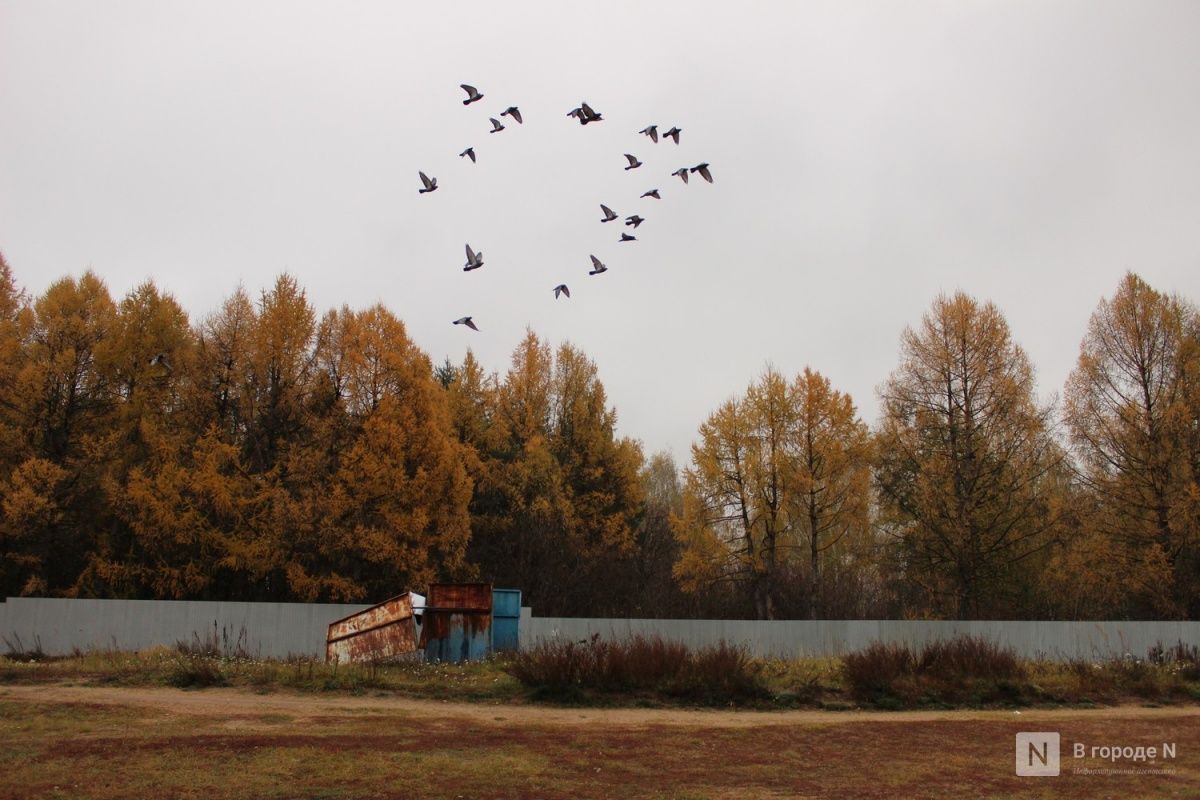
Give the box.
[418,583,493,663]
[325,592,419,664]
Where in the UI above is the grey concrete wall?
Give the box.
[4,597,1197,661]
[0,597,371,659]
[525,617,1200,661]
[518,606,533,650]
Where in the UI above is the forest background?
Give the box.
[2,252,1197,620]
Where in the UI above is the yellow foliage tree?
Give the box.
[1063,273,1200,616]
[0,252,27,480]
[456,331,642,615]
[875,292,1062,618]
[81,280,201,597]
[792,368,873,619]
[4,272,118,595]
[277,304,473,601]
[674,367,872,619]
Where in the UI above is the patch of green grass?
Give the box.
[758,656,843,703]
[4,637,1198,712]
[0,649,525,702]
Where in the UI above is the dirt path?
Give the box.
[5,682,1199,728]
[6,683,1198,799]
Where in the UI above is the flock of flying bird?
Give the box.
[418,83,715,332]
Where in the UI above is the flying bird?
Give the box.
[625,215,644,228]
[554,284,570,299]
[567,103,603,125]
[639,125,659,143]
[600,204,618,222]
[460,84,484,105]
[641,189,661,199]
[671,167,689,184]
[663,126,681,144]
[459,147,476,163]
[501,106,523,124]
[620,232,636,242]
[463,244,484,271]
[418,172,438,193]
[588,255,607,275]
[148,353,171,370]
[453,316,479,331]
[489,117,505,133]
[690,163,714,183]
[623,154,642,170]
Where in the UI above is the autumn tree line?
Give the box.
[1,253,1197,619]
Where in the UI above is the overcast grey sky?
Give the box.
[3,1,1199,463]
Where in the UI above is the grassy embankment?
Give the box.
[3,633,1198,710]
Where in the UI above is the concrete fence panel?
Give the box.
[3,598,1197,661]
[0,597,371,659]
[524,617,1200,661]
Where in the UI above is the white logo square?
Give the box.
[1015,732,1060,777]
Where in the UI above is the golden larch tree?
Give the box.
[674,368,873,619]
[4,272,118,595]
[875,292,1062,618]
[792,368,873,619]
[1063,272,1200,616]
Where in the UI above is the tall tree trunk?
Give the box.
[753,572,774,620]
[809,491,820,620]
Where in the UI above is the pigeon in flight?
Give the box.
[641,189,661,199]
[600,204,618,222]
[460,147,476,163]
[623,154,643,170]
[419,172,438,193]
[148,352,171,370]
[554,284,570,299]
[663,127,682,144]
[690,163,714,183]
[453,316,479,331]
[672,168,690,184]
[625,215,644,228]
[639,125,659,143]
[567,103,603,125]
[501,106,523,124]
[588,255,607,275]
[464,244,484,271]
[620,232,636,242]
[489,117,505,133]
[460,84,484,105]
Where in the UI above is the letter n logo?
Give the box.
[1015,732,1060,776]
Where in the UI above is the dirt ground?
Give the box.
[2,684,1198,798]
[6,682,1200,728]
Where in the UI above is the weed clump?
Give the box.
[1148,640,1200,681]
[843,636,1025,707]
[165,655,227,688]
[505,634,767,704]
[2,633,46,662]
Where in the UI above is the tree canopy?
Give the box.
[0,259,1196,621]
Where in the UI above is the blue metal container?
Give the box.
[491,589,522,652]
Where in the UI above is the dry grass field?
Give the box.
[2,683,1198,799]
